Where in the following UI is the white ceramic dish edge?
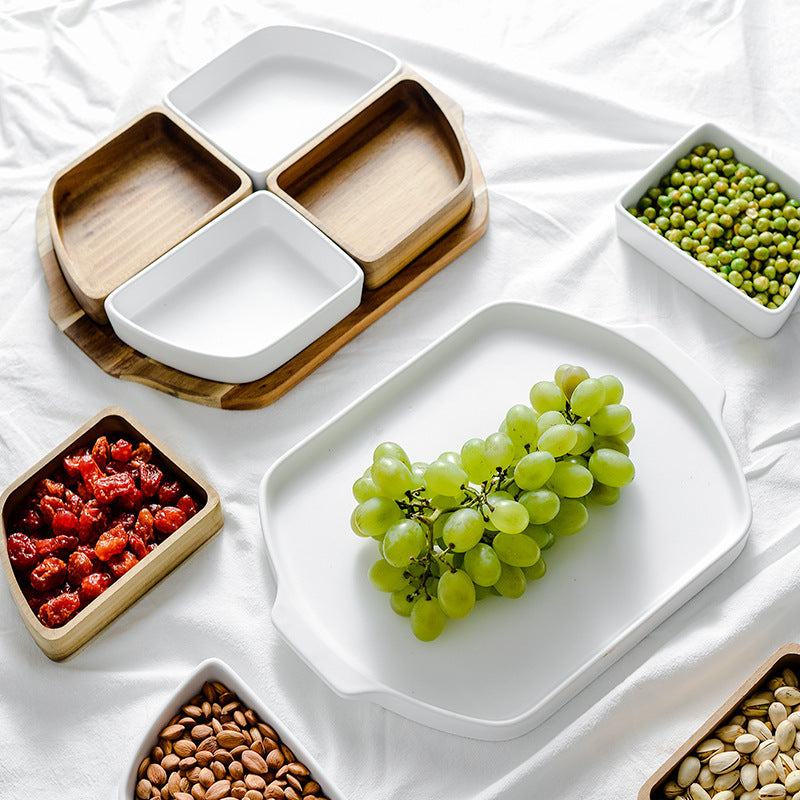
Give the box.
[119,658,348,800]
[257,300,752,740]
[615,121,800,338]
[164,25,402,189]
[104,192,364,385]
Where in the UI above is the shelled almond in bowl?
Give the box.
[0,407,222,661]
[121,658,346,800]
[46,106,252,325]
[267,74,474,289]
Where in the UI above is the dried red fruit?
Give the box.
[110,438,133,462]
[134,508,154,544]
[91,436,110,470]
[110,512,136,532]
[62,447,90,477]
[94,525,128,561]
[38,592,80,628]
[36,535,78,557]
[7,533,39,570]
[18,509,43,536]
[78,455,103,490]
[64,489,83,517]
[139,462,163,497]
[130,442,152,464]
[116,487,143,512]
[51,509,79,537]
[30,557,67,592]
[39,495,66,524]
[67,551,93,585]
[128,533,148,560]
[78,500,106,543]
[157,480,182,506]
[153,506,187,536]
[79,572,112,602]
[92,472,136,505]
[44,479,65,498]
[108,550,138,578]
[177,495,198,518]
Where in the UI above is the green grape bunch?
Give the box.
[349,364,636,642]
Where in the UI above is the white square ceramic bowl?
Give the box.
[164,25,401,189]
[120,658,347,800]
[104,191,364,384]
[615,121,800,337]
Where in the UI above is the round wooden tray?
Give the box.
[37,151,488,411]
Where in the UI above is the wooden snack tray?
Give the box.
[37,82,488,410]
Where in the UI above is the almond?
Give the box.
[217,730,246,750]
[174,739,197,758]
[135,779,152,800]
[192,724,213,741]
[266,749,285,771]
[147,763,167,786]
[205,779,231,800]
[241,749,268,774]
[160,724,186,741]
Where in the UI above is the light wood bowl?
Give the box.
[638,643,800,798]
[267,70,474,289]
[46,106,252,325]
[0,407,223,661]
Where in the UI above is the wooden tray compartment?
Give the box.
[46,106,252,325]
[638,643,800,798]
[267,74,473,289]
[0,407,223,661]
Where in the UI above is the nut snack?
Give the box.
[645,645,800,800]
[135,680,330,800]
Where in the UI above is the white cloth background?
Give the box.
[2,0,800,797]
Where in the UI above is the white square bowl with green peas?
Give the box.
[615,121,800,337]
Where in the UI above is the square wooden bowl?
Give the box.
[46,106,252,325]
[267,74,474,290]
[0,407,223,661]
[638,643,800,798]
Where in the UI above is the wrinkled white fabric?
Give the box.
[2,1,800,797]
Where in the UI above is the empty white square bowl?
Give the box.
[164,25,401,189]
[104,191,364,384]
[615,121,800,337]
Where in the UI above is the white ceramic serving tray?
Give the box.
[119,658,347,800]
[104,191,363,384]
[165,25,401,188]
[258,301,751,740]
[616,121,800,337]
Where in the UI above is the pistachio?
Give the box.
[750,719,774,741]
[736,733,761,754]
[744,692,776,716]
[713,792,735,800]
[716,724,747,743]
[753,740,781,765]
[758,784,787,799]
[779,753,796,777]
[688,785,710,800]
[784,669,799,688]
[740,763,759,791]
[678,756,703,787]
[713,769,740,792]
[740,792,759,800]
[696,738,725,762]
[777,719,797,751]
[776,687,800,707]
[758,759,779,786]
[697,765,715,789]
[786,770,800,794]
[771,702,790,727]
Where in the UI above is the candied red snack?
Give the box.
[38,592,80,628]
[177,495,198,518]
[92,472,136,505]
[75,482,92,503]
[110,438,132,462]
[78,500,106,542]
[75,544,97,564]
[79,572,112,602]
[130,442,152,464]
[67,551,93,585]
[91,436,110,470]
[51,509,79,537]
[17,508,43,536]
[153,506,187,536]
[134,508,154,544]
[7,532,39,570]
[22,586,53,613]
[78,455,103,490]
[108,550,138,578]
[64,489,83,517]
[39,495,66,524]
[157,480,182,506]
[116,487,143,512]
[139,462,162,497]
[30,557,67,592]
[128,533,148,560]
[110,512,136,532]
[62,447,89,477]
[94,525,128,561]
[36,535,78,557]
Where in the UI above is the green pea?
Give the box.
[729,271,744,287]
